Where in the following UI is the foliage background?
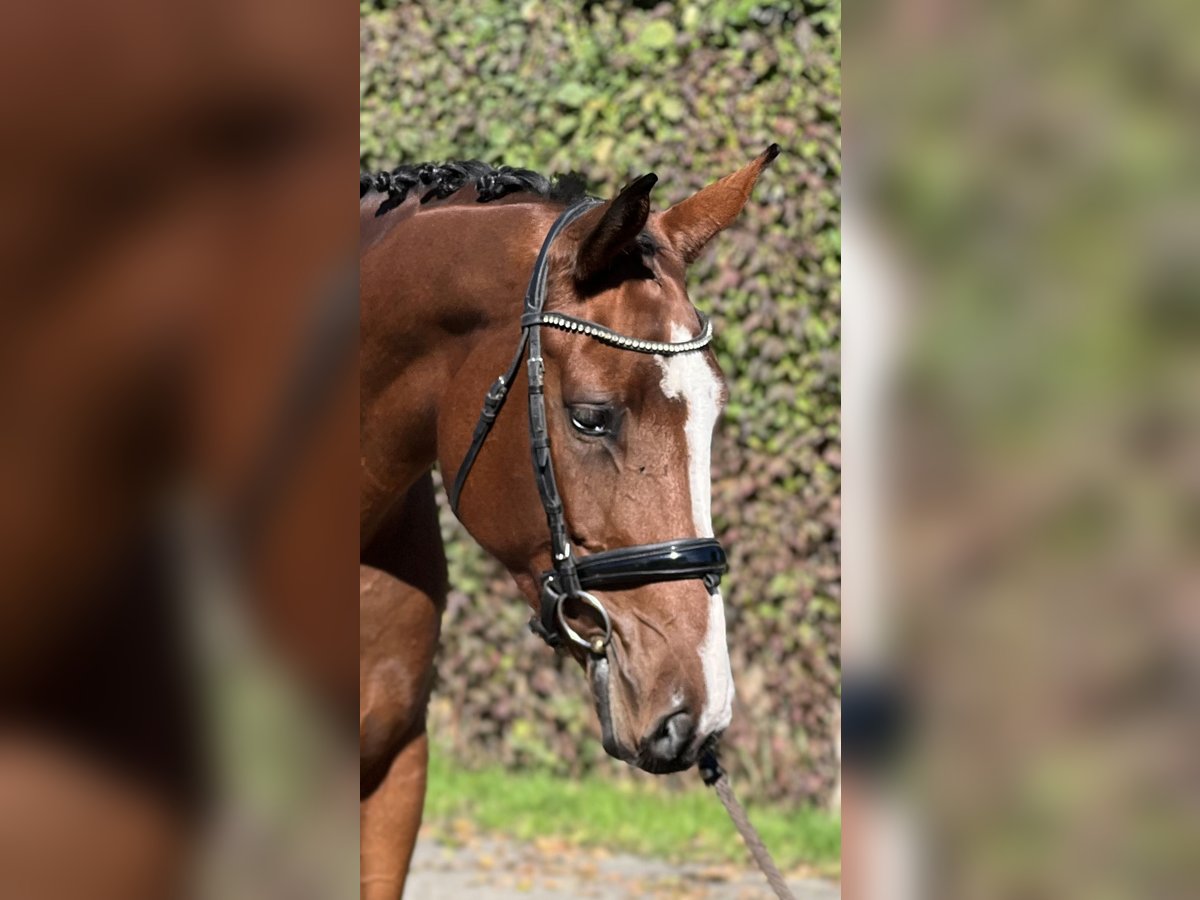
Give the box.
[361,0,840,806]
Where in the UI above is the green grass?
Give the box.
[423,747,841,878]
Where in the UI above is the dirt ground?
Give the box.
[406,833,840,899]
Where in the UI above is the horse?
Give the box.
[359,145,779,898]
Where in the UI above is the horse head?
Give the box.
[441,146,779,773]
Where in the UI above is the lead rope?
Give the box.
[699,750,798,900]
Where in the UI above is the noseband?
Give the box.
[448,199,728,654]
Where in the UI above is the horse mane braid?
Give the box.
[361,160,590,215]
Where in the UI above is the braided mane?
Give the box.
[360,160,590,217]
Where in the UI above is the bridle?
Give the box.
[445,194,793,900]
[447,198,728,655]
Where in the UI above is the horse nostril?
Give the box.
[643,710,696,769]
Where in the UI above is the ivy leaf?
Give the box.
[636,20,676,52]
[660,96,686,121]
[554,81,590,107]
[553,114,579,136]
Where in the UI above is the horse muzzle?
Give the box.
[587,645,707,774]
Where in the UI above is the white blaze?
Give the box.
[658,325,735,736]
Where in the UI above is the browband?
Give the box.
[524,311,713,356]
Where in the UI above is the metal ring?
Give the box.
[554,590,612,654]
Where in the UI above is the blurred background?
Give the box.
[0,1,359,898]
[361,0,843,891]
[843,0,1199,897]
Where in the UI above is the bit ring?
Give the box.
[554,590,612,655]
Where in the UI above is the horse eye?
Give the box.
[568,405,613,436]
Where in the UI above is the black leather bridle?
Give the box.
[447,198,728,655]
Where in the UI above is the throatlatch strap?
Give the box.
[447,329,528,514]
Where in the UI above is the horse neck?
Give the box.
[359,194,394,252]
[360,198,557,511]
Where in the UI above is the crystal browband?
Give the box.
[527,311,713,356]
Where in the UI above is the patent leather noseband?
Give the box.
[448,199,728,654]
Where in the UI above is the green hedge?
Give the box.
[361,0,840,806]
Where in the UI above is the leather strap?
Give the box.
[524,201,604,602]
[534,537,726,646]
[574,538,727,593]
[446,329,527,514]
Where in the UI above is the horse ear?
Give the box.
[659,144,781,265]
[574,173,658,284]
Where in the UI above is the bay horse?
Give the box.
[359,145,780,898]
